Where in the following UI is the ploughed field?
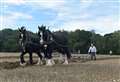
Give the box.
[0,53,120,82]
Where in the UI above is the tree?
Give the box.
[0,28,119,55]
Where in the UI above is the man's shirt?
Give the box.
[88,46,97,53]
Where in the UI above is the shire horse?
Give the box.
[18,26,43,66]
[38,25,71,66]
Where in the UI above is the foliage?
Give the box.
[0,28,120,54]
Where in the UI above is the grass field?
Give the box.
[0,53,120,82]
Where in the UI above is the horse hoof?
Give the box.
[20,62,26,66]
[63,63,68,65]
[63,61,68,65]
[35,62,43,66]
[35,63,40,66]
[46,59,53,66]
[51,60,55,65]
[46,64,53,66]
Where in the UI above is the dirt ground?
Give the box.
[0,53,120,82]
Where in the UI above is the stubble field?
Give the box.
[0,53,120,82]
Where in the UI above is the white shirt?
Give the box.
[88,46,97,53]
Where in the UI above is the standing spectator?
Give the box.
[88,43,97,60]
[78,50,80,54]
[109,50,112,55]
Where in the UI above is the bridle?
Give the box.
[19,28,27,46]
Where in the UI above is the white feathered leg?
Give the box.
[63,55,68,65]
[36,58,43,65]
[46,59,53,66]
[20,62,26,66]
[51,58,55,65]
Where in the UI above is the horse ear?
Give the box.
[44,26,46,29]
[43,25,46,29]
[38,26,41,30]
[18,27,20,30]
[24,29,26,32]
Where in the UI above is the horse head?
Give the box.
[38,25,51,44]
[38,25,46,32]
[18,26,26,33]
[18,26,27,45]
[39,25,53,44]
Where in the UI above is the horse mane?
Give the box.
[46,29,69,47]
[24,31,30,42]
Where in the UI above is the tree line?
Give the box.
[0,28,120,55]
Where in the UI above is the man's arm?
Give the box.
[88,47,91,54]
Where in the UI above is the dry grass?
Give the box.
[0,53,120,82]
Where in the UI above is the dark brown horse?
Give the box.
[38,25,71,66]
[18,26,43,66]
